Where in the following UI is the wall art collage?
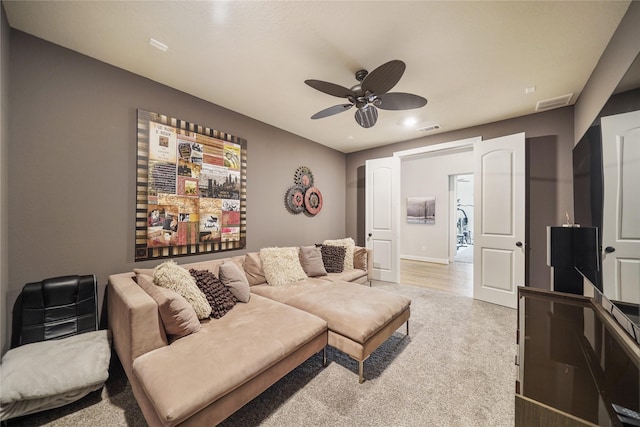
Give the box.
[135,109,247,261]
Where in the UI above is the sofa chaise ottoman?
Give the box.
[251,279,411,383]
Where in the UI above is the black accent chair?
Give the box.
[11,275,99,347]
[0,275,111,421]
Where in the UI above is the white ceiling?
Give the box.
[3,1,630,153]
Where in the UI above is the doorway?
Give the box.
[367,133,525,308]
[453,174,473,264]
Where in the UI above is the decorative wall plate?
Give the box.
[285,166,323,216]
[284,185,306,214]
[304,186,323,215]
[294,166,314,188]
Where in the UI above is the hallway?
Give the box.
[399,259,473,298]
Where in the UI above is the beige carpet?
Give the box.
[6,282,517,427]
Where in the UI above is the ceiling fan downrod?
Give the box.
[355,69,368,82]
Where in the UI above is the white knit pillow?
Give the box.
[259,247,307,286]
[323,237,355,271]
[153,260,212,319]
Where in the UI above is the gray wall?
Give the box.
[346,107,576,290]
[1,4,10,354]
[3,30,346,354]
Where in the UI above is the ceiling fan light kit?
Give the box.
[305,60,428,128]
[355,106,378,129]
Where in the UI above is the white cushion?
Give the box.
[153,260,212,319]
[0,330,111,420]
[260,247,307,286]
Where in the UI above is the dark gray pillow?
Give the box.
[320,245,346,273]
[299,246,328,277]
[189,269,236,319]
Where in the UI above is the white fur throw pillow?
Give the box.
[259,247,307,286]
[323,237,356,271]
[153,260,212,319]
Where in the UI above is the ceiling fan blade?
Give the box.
[305,80,354,99]
[354,106,378,128]
[311,103,353,119]
[361,60,406,95]
[377,92,428,110]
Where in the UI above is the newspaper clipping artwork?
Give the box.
[136,110,246,260]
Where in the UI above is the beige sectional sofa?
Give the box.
[107,246,410,426]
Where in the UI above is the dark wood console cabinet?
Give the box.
[516,287,640,427]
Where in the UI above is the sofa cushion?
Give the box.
[299,246,328,277]
[133,267,156,277]
[137,274,201,340]
[319,269,367,283]
[320,245,346,273]
[181,256,245,276]
[131,294,327,426]
[323,237,356,271]
[219,261,251,302]
[189,269,237,318]
[259,247,307,286]
[251,281,410,345]
[0,330,111,420]
[353,247,368,271]
[180,259,224,276]
[244,252,267,286]
[153,260,212,320]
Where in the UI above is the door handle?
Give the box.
[604,246,616,254]
[368,233,372,237]
[515,241,523,248]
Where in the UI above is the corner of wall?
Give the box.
[1,2,11,355]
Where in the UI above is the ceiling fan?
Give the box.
[305,60,427,128]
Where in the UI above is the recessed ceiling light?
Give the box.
[149,38,168,52]
[403,117,418,127]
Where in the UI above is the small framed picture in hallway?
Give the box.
[406,196,436,224]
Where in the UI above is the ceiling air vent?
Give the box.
[535,93,573,112]
[417,124,441,133]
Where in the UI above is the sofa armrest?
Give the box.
[107,273,167,377]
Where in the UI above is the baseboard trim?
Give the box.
[400,255,450,265]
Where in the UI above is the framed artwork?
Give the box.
[407,196,435,224]
[135,109,247,261]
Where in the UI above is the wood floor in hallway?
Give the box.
[399,258,473,298]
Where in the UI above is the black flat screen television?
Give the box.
[572,125,604,290]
